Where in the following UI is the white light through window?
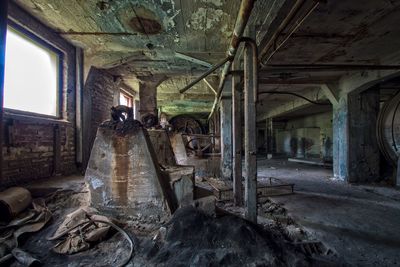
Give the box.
[4,26,59,116]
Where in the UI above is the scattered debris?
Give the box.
[143,206,312,266]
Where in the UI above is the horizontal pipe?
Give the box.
[262,64,400,71]
[57,31,138,36]
[179,57,230,94]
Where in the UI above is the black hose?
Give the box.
[258,91,331,105]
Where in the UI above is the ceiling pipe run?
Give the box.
[178,57,230,94]
[260,0,321,65]
[258,0,306,63]
[261,64,400,72]
[178,0,256,95]
[258,91,330,105]
[208,37,258,120]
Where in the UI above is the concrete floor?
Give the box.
[21,160,400,266]
[258,158,400,266]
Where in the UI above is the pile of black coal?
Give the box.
[143,206,312,266]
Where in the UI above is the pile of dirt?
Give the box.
[142,206,312,266]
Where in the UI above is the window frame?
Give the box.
[119,89,134,108]
[4,20,64,119]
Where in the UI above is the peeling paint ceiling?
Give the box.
[13,0,288,115]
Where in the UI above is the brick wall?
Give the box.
[1,2,78,187]
[82,67,137,168]
[82,67,120,168]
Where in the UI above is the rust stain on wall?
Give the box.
[112,136,129,205]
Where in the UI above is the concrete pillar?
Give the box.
[232,69,243,205]
[244,28,257,222]
[348,89,380,182]
[137,75,166,121]
[333,95,350,181]
[220,79,233,180]
[333,89,380,182]
[0,1,8,181]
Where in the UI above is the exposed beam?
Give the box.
[175,52,212,68]
[203,78,217,95]
[321,84,339,105]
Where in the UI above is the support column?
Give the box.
[348,89,380,182]
[138,75,166,122]
[220,79,233,180]
[0,1,8,181]
[232,69,243,205]
[244,30,257,222]
[333,88,380,182]
[333,95,349,180]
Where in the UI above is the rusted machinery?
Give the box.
[170,133,221,178]
[85,106,196,219]
[377,91,400,185]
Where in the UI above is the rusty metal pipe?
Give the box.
[209,37,258,119]
[179,57,230,94]
[261,64,400,72]
[258,0,307,63]
[241,37,258,103]
[215,0,256,98]
[261,0,320,65]
[180,0,255,95]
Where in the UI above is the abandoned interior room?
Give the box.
[0,0,400,266]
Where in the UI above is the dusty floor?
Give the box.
[6,173,317,267]
[4,159,400,266]
[257,158,400,266]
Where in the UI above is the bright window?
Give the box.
[4,26,60,116]
[119,90,133,107]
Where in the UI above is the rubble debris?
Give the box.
[48,207,112,254]
[144,206,312,266]
[0,192,52,266]
[0,187,32,222]
[11,248,41,267]
[48,207,135,267]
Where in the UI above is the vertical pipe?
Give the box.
[75,47,84,165]
[232,63,243,205]
[244,29,257,223]
[0,1,8,181]
[220,79,233,180]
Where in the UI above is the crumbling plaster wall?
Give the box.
[275,111,333,160]
[1,2,78,186]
